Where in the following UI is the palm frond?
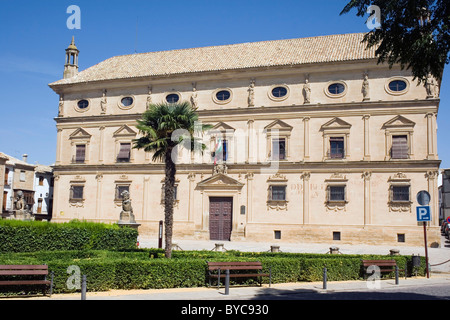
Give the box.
[134,101,211,160]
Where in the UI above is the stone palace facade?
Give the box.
[48,33,442,246]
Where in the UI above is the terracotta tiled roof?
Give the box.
[49,33,376,86]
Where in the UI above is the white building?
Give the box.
[1,153,54,220]
[33,164,54,218]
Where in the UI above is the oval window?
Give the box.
[121,97,134,107]
[77,99,89,109]
[328,83,345,95]
[216,90,231,101]
[271,87,288,98]
[166,93,180,104]
[388,80,407,92]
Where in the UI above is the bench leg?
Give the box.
[217,269,221,289]
[269,267,272,288]
[49,272,54,297]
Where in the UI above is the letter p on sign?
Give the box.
[416,206,431,222]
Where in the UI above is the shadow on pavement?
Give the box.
[250,287,449,300]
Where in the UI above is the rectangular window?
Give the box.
[272,138,286,160]
[20,171,26,182]
[333,231,341,241]
[75,144,86,163]
[274,230,281,240]
[4,168,9,186]
[222,140,228,162]
[391,135,408,159]
[117,143,131,162]
[71,186,84,200]
[38,176,44,186]
[329,137,345,159]
[115,185,130,200]
[329,186,345,201]
[392,186,410,202]
[270,185,286,201]
[213,140,228,162]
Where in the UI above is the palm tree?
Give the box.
[133,102,211,258]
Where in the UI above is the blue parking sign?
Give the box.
[416,206,431,222]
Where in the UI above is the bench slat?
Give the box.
[0,280,51,286]
[210,273,270,278]
[207,262,262,266]
[0,270,48,276]
[362,260,396,266]
[0,265,48,270]
[208,266,263,271]
[363,263,396,267]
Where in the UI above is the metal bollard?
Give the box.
[225,269,230,295]
[395,265,399,285]
[323,267,327,290]
[81,274,87,300]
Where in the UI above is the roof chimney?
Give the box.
[22,154,28,163]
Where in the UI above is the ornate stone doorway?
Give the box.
[209,197,233,241]
[196,171,244,241]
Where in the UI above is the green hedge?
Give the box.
[0,220,138,252]
[0,249,427,295]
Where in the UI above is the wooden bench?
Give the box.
[362,260,405,279]
[0,265,54,297]
[207,261,271,288]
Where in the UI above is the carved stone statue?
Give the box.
[13,191,34,221]
[119,190,136,223]
[58,95,64,117]
[362,74,370,101]
[425,73,436,98]
[248,80,255,107]
[190,87,198,109]
[213,163,228,175]
[303,78,311,104]
[101,89,107,114]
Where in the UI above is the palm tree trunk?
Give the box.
[164,148,176,258]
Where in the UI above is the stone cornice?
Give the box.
[53,159,440,175]
[54,99,440,126]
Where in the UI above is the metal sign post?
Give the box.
[416,190,431,279]
[158,220,163,249]
[423,221,430,279]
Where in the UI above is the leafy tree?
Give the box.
[341,0,449,83]
[133,102,211,258]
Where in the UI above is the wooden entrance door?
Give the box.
[209,197,233,241]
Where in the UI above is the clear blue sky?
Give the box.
[0,0,448,171]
